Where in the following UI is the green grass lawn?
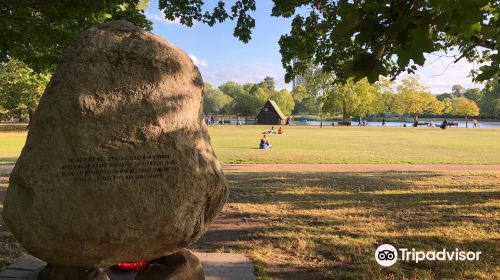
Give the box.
[0,132,26,165]
[196,171,500,280]
[208,126,500,164]
[1,125,500,164]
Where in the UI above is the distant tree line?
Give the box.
[203,72,500,123]
[1,59,499,123]
[203,76,295,121]
[297,63,500,123]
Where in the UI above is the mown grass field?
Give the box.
[208,126,500,164]
[1,125,500,165]
[195,171,500,280]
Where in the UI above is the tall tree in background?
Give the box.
[218,81,245,98]
[161,0,500,83]
[463,88,483,104]
[251,87,270,104]
[233,93,262,123]
[259,76,276,92]
[203,88,233,115]
[451,85,466,97]
[271,89,295,115]
[373,77,396,115]
[0,59,50,121]
[452,98,480,127]
[391,76,444,123]
[480,79,500,118]
[292,84,317,114]
[322,78,382,123]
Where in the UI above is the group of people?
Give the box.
[358,118,368,126]
[259,126,284,149]
[205,115,242,126]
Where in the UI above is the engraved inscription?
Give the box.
[60,154,177,182]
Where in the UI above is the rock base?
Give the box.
[37,264,109,280]
[135,249,204,280]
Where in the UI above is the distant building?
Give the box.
[256,100,287,125]
[292,75,305,90]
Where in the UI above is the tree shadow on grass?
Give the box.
[200,171,500,280]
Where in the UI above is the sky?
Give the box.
[145,0,483,94]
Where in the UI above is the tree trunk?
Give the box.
[342,104,348,122]
[465,116,468,128]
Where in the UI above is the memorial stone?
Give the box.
[3,20,228,279]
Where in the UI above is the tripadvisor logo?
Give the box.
[375,244,482,267]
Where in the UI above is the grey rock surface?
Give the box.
[3,20,228,268]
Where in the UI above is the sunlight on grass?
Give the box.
[209,126,500,164]
[2,126,500,164]
[216,171,500,280]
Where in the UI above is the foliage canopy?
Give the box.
[161,0,500,84]
[1,0,152,71]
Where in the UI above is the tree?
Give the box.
[322,78,382,123]
[479,79,500,118]
[1,0,152,72]
[251,87,270,103]
[0,59,50,121]
[452,98,480,127]
[291,84,308,102]
[463,88,483,103]
[451,85,465,98]
[218,81,245,98]
[203,88,233,115]
[373,77,396,114]
[292,84,317,114]
[391,76,444,123]
[436,93,453,101]
[293,97,318,115]
[161,1,500,83]
[271,89,295,115]
[259,76,276,92]
[242,83,257,93]
[204,82,213,90]
[233,93,263,122]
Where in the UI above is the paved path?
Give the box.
[222,163,500,172]
[2,164,500,176]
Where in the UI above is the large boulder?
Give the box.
[3,20,228,268]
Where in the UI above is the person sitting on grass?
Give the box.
[263,126,276,134]
[278,127,283,134]
[259,135,272,149]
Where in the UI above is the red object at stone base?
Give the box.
[111,260,150,272]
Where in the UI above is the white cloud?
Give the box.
[189,54,208,67]
[199,62,291,90]
[145,11,182,25]
[400,53,484,94]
